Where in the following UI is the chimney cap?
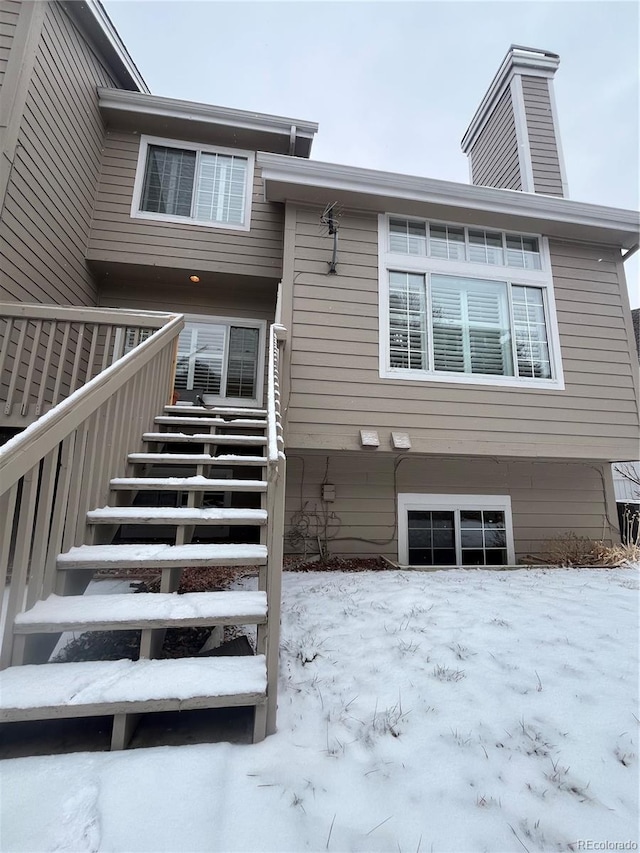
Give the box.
[461,45,560,154]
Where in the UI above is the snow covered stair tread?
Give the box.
[142,433,267,445]
[128,453,267,466]
[14,591,268,633]
[57,543,268,570]
[164,405,266,417]
[0,655,267,721]
[109,477,267,492]
[87,507,267,525]
[155,416,267,427]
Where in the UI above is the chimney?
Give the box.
[461,45,569,197]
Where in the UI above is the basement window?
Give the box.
[132,136,254,230]
[398,494,515,566]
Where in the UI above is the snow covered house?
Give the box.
[0,1,638,748]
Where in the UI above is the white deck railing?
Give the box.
[0,309,184,668]
[0,303,177,426]
[261,323,287,735]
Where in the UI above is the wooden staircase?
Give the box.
[1,403,282,749]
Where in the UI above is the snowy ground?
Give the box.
[1,567,638,853]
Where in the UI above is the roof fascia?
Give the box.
[98,88,318,140]
[61,0,148,92]
[257,152,640,246]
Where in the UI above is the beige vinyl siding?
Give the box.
[521,76,563,197]
[285,453,617,560]
[98,279,276,406]
[0,1,114,305]
[285,206,639,461]
[0,1,20,90]
[88,131,285,279]
[98,279,276,323]
[469,87,522,191]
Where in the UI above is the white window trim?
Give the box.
[131,135,255,232]
[397,493,515,567]
[378,214,565,390]
[176,314,266,407]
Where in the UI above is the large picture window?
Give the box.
[398,494,515,566]
[132,136,254,230]
[380,215,563,389]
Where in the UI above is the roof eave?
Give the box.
[98,88,318,141]
[257,153,640,249]
[61,0,149,93]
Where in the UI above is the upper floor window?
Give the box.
[379,215,564,390]
[131,136,254,231]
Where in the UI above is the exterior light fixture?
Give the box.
[189,275,200,283]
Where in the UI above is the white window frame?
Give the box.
[175,314,266,407]
[131,135,255,231]
[397,493,515,566]
[378,214,565,390]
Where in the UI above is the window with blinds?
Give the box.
[380,214,561,386]
[387,272,551,380]
[431,276,513,376]
[173,319,263,403]
[135,137,252,229]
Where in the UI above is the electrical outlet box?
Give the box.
[321,484,336,502]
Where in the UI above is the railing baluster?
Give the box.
[52,322,71,406]
[43,433,76,598]
[0,467,39,669]
[20,320,43,417]
[4,320,27,416]
[0,318,15,389]
[86,323,100,382]
[26,451,58,608]
[0,484,19,607]
[69,323,86,393]
[36,320,57,416]
[101,325,113,371]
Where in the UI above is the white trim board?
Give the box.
[510,75,535,193]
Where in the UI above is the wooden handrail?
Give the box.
[0,313,184,492]
[0,302,176,328]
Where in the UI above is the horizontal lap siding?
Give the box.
[98,281,276,406]
[0,1,20,89]
[0,2,111,304]
[88,132,285,279]
[469,88,522,191]
[98,280,276,323]
[286,206,639,460]
[522,76,563,197]
[285,454,616,560]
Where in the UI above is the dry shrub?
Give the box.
[536,533,607,567]
[533,531,640,567]
[595,541,640,566]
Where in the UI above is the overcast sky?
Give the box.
[104,0,639,307]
